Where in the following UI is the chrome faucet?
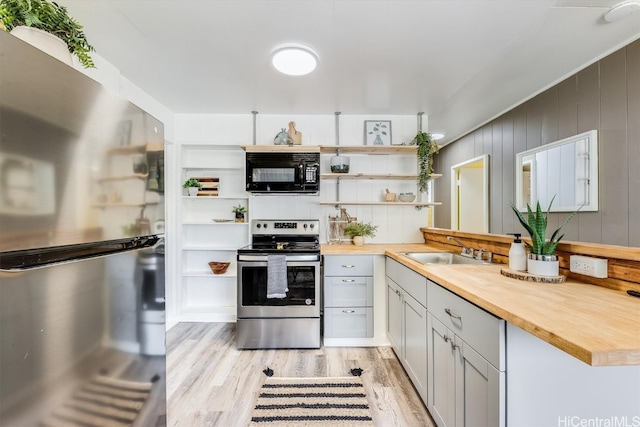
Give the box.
[446,236,474,258]
[473,248,493,263]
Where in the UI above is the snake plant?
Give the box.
[511,196,580,255]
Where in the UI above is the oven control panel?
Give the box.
[252,219,319,235]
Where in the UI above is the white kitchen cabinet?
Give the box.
[402,290,428,402]
[429,315,456,427]
[386,276,403,355]
[323,255,374,338]
[427,280,505,427]
[506,323,640,426]
[178,144,249,321]
[385,258,428,403]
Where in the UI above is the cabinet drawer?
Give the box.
[324,276,373,307]
[427,280,505,370]
[324,307,373,338]
[385,258,427,306]
[324,255,373,276]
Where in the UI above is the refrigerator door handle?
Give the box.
[0,236,160,271]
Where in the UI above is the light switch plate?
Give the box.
[570,255,608,278]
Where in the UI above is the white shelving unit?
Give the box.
[318,145,441,209]
[178,145,248,322]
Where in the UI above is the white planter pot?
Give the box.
[10,26,73,66]
[527,255,559,277]
[187,187,199,196]
[352,236,365,246]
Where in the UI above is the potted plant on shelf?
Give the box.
[232,204,247,223]
[183,178,201,196]
[344,221,378,246]
[0,0,95,68]
[410,131,440,193]
[510,197,580,277]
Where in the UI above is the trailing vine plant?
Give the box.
[410,131,440,193]
[0,0,95,68]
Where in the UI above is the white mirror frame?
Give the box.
[515,130,598,212]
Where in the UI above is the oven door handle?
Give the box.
[237,254,320,262]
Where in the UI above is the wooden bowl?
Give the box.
[209,261,230,275]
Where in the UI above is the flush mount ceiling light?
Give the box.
[271,44,318,76]
[430,132,446,141]
[604,0,640,22]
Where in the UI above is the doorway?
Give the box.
[450,154,489,233]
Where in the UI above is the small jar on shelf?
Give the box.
[330,154,350,173]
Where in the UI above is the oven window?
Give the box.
[241,265,316,306]
[252,168,295,183]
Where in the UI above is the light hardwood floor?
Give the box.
[166,322,435,426]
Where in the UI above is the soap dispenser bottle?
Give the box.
[508,233,527,271]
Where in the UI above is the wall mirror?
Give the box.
[515,130,598,212]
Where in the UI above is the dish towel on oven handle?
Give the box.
[267,254,288,298]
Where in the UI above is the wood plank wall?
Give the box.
[433,39,640,247]
[422,228,640,293]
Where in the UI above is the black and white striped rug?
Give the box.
[41,375,153,427]
[250,376,374,426]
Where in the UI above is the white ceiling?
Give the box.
[57,0,640,144]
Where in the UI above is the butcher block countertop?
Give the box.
[321,243,640,367]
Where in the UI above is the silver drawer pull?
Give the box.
[342,310,356,314]
[342,279,356,283]
[342,264,355,268]
[445,308,461,320]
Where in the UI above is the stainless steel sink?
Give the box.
[401,252,490,265]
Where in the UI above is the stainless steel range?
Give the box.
[236,219,321,349]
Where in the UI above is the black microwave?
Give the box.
[246,152,320,194]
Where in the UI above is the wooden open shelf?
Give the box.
[320,145,417,154]
[320,201,441,207]
[241,145,320,153]
[321,173,441,180]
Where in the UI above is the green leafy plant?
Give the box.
[510,196,580,255]
[368,122,388,137]
[183,178,202,189]
[232,204,247,215]
[344,221,378,238]
[0,0,95,68]
[410,131,440,193]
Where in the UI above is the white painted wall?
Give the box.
[174,113,432,246]
[68,54,436,324]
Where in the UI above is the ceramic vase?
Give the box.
[188,187,199,196]
[527,254,559,277]
[352,236,365,246]
[10,26,73,66]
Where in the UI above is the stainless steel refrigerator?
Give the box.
[0,31,166,426]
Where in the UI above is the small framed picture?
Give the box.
[364,120,392,145]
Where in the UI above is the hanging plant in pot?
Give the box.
[0,0,95,68]
[344,221,378,246]
[410,131,440,193]
[510,197,580,277]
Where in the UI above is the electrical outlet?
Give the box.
[570,255,608,278]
